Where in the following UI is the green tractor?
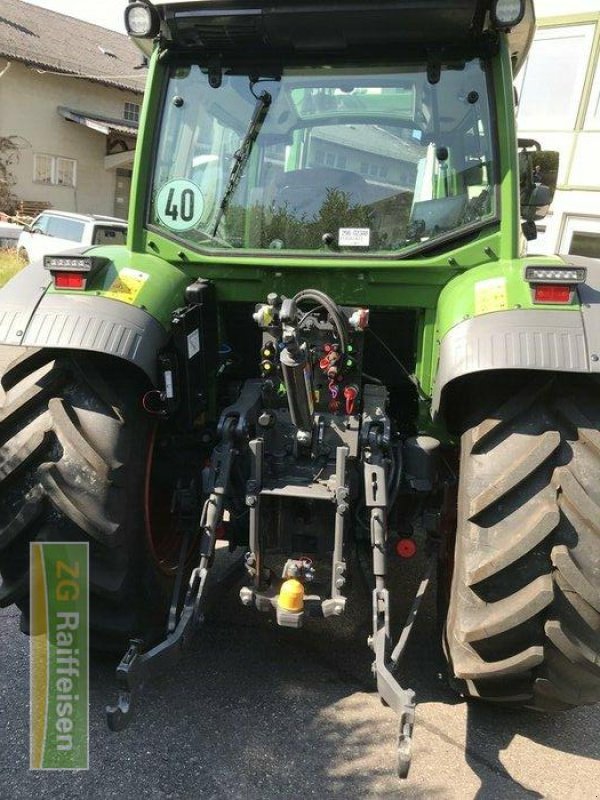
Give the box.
[1,0,598,776]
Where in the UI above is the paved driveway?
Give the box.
[0,544,598,800]
[0,345,598,797]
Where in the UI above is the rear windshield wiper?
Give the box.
[212,87,272,236]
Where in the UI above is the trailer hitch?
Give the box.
[105,560,225,731]
[371,554,436,778]
[361,383,436,778]
[106,382,262,731]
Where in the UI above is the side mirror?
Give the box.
[525,183,553,220]
[519,146,559,234]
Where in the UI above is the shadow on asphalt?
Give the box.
[461,699,600,799]
[391,554,600,800]
[1,547,599,798]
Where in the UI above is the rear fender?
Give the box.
[432,256,600,420]
[0,248,190,384]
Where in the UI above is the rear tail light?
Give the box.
[525,264,586,305]
[54,272,86,290]
[533,284,571,304]
[44,254,108,291]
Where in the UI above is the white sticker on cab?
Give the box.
[338,228,370,247]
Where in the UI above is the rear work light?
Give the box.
[124,1,161,39]
[44,255,108,291]
[491,0,525,30]
[525,265,587,305]
[525,266,587,283]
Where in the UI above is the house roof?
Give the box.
[58,107,138,138]
[314,125,422,164]
[0,0,146,93]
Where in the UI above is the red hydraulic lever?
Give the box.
[343,385,358,415]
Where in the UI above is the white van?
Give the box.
[17,211,127,262]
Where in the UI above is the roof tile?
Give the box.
[0,0,146,93]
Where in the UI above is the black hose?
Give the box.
[294,289,347,349]
[293,289,349,354]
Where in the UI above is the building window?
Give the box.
[33,154,53,184]
[561,215,600,260]
[56,158,76,186]
[517,24,595,131]
[585,56,600,130]
[569,231,600,259]
[33,154,76,187]
[124,102,140,123]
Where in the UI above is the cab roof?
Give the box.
[149,0,535,71]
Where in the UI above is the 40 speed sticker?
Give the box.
[156,179,204,232]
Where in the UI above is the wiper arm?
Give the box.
[212,89,272,236]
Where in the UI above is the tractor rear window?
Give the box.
[150,60,497,257]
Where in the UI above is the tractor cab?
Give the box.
[126,0,535,261]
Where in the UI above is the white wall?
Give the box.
[536,0,600,17]
[0,60,140,216]
[518,3,600,258]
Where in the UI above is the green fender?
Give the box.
[430,255,599,418]
[0,246,190,383]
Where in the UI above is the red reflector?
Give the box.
[395,538,417,559]
[534,284,571,303]
[54,272,85,289]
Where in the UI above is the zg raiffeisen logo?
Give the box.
[30,543,89,770]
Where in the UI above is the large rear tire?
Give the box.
[445,375,600,710]
[0,348,177,650]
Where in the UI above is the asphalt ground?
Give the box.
[0,346,598,798]
[0,543,599,800]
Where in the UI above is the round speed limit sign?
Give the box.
[156,179,205,232]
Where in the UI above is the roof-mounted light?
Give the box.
[491,0,525,30]
[125,1,160,39]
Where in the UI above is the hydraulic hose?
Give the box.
[292,289,349,355]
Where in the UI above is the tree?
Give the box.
[0,136,20,215]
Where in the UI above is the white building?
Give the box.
[517,0,600,259]
[0,0,145,219]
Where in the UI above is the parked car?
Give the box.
[0,221,23,249]
[17,210,127,262]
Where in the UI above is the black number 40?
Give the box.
[165,187,195,223]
